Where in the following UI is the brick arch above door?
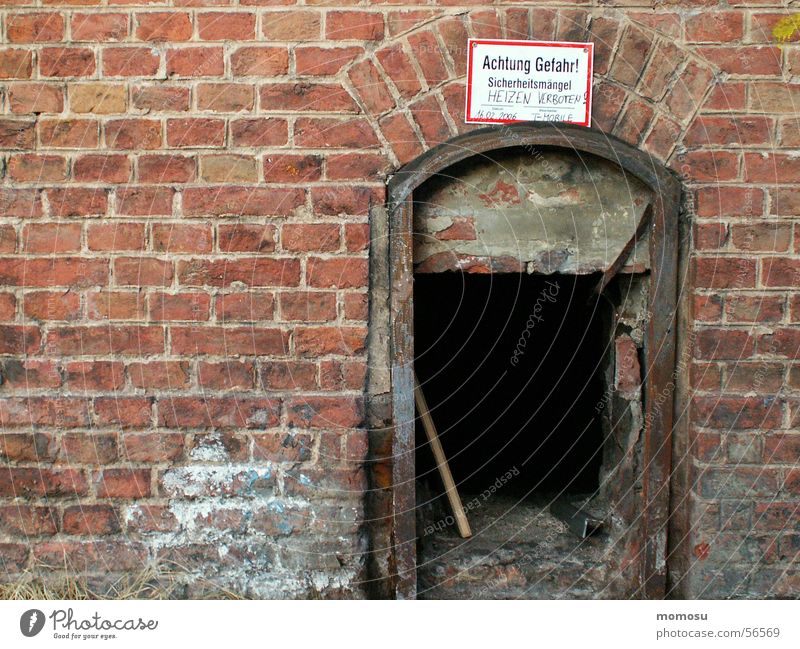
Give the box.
[337,10,719,169]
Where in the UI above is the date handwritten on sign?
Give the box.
[466,39,594,127]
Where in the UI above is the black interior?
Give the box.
[414,272,607,498]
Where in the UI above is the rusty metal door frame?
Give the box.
[385,123,682,600]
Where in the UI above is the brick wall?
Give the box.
[0,1,797,598]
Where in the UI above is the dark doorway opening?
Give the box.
[413,272,607,498]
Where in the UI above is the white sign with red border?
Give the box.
[466,39,594,127]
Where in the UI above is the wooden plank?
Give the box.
[413,373,472,539]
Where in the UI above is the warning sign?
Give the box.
[466,39,594,127]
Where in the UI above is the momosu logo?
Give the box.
[20,609,46,637]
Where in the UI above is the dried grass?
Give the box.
[0,560,244,600]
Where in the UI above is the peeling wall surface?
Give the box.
[413,148,651,275]
[0,0,798,599]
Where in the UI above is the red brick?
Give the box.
[694,257,756,289]
[348,59,395,114]
[744,152,800,183]
[686,116,772,147]
[343,292,367,320]
[704,82,747,112]
[105,118,161,150]
[730,223,791,252]
[0,293,16,320]
[282,223,340,252]
[231,46,288,76]
[63,361,125,391]
[23,222,82,253]
[128,361,191,390]
[279,291,336,321]
[138,154,196,183]
[167,118,225,147]
[295,326,367,356]
[87,223,145,252]
[40,47,95,77]
[0,433,56,462]
[0,227,15,254]
[0,258,107,287]
[285,396,364,429]
[0,506,58,537]
[262,11,320,40]
[311,186,378,216]
[260,361,317,391]
[609,25,653,88]
[696,46,781,75]
[0,49,33,79]
[677,151,739,182]
[693,396,781,429]
[135,12,192,42]
[218,224,276,253]
[0,188,43,217]
[0,120,35,149]
[437,16,469,76]
[182,187,304,217]
[0,467,88,496]
[114,257,173,287]
[725,295,784,322]
[197,12,256,41]
[94,468,151,498]
[253,432,312,463]
[94,397,153,428]
[166,47,224,78]
[39,118,98,148]
[695,187,763,218]
[410,95,451,147]
[198,361,255,390]
[132,85,190,112]
[694,328,755,360]
[376,44,422,99]
[171,326,288,356]
[102,47,159,77]
[197,83,255,112]
[23,291,80,321]
[379,113,423,164]
[44,325,164,355]
[157,397,280,429]
[0,360,60,389]
[762,258,800,287]
[63,505,120,535]
[149,292,210,321]
[230,118,288,146]
[307,256,368,288]
[0,325,41,354]
[121,434,184,463]
[71,13,128,42]
[152,224,212,254]
[7,13,64,43]
[86,291,145,320]
[73,154,131,183]
[408,31,448,86]
[116,188,173,217]
[296,117,379,148]
[295,46,361,76]
[263,154,322,183]
[327,153,389,181]
[216,292,275,321]
[685,12,743,43]
[260,83,357,112]
[327,11,383,40]
[769,188,800,216]
[8,83,63,114]
[33,540,146,572]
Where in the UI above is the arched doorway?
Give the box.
[382,123,682,599]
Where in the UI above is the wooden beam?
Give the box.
[413,373,472,539]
